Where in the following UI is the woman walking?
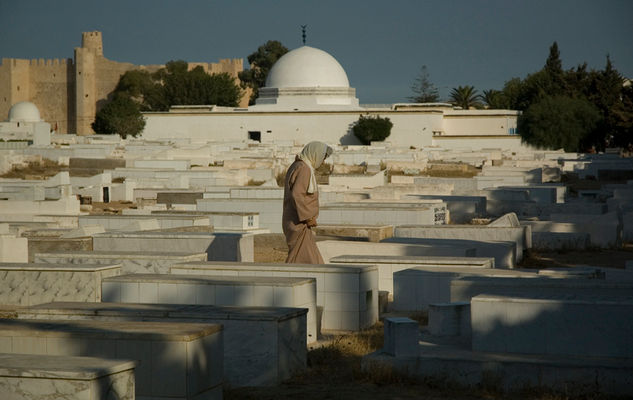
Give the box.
[282,141,333,264]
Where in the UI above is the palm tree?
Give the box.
[449,85,481,109]
[482,89,505,109]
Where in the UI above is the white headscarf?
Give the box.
[298,141,333,194]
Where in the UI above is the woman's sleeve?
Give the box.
[289,163,318,222]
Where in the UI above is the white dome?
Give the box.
[8,101,41,122]
[265,46,350,88]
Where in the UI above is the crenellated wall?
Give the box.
[0,32,246,135]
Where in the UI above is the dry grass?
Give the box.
[520,244,633,269]
[387,163,480,182]
[246,178,265,186]
[253,233,288,263]
[1,159,64,179]
[422,163,480,178]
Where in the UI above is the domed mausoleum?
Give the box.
[0,101,51,146]
[254,46,360,109]
[8,101,42,123]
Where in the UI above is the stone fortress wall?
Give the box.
[0,31,246,135]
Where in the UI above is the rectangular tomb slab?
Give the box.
[471,294,633,359]
[19,301,307,387]
[317,239,476,264]
[0,318,223,400]
[451,276,633,303]
[0,353,136,400]
[102,273,318,344]
[92,231,253,262]
[331,255,494,297]
[34,250,207,274]
[314,224,394,242]
[0,262,120,305]
[392,267,538,312]
[171,261,379,332]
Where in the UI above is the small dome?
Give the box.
[266,46,350,88]
[8,101,41,122]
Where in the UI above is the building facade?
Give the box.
[0,31,245,135]
[142,46,523,150]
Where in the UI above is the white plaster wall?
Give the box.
[432,136,533,151]
[142,111,441,147]
[442,111,518,136]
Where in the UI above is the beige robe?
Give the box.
[282,159,324,264]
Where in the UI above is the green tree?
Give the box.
[238,40,288,105]
[94,59,243,136]
[449,85,481,109]
[585,56,631,148]
[613,83,633,148]
[408,65,440,103]
[160,60,194,108]
[491,42,632,151]
[544,41,566,92]
[482,89,505,109]
[352,115,393,145]
[92,93,145,138]
[499,77,523,109]
[115,69,163,111]
[518,95,601,152]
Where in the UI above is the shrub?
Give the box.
[352,115,393,145]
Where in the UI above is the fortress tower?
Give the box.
[74,33,100,135]
[81,31,103,56]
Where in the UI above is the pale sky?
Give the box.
[1,0,631,103]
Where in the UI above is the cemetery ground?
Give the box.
[223,234,633,400]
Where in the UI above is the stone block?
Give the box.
[383,317,419,357]
[0,262,120,305]
[0,235,28,262]
[428,302,471,337]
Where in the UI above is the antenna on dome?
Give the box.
[301,25,307,45]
